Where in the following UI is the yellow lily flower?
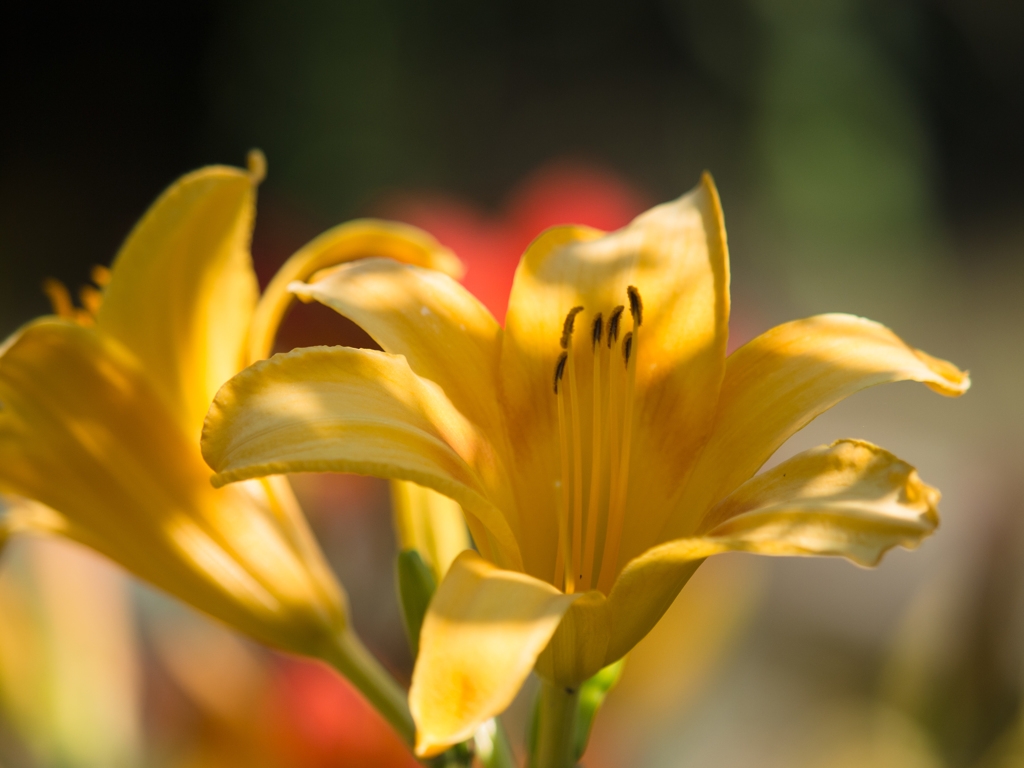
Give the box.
[0,153,461,745]
[200,173,969,758]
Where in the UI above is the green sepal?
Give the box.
[475,718,516,768]
[395,548,436,658]
[574,659,625,760]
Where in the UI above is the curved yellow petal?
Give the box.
[202,346,522,570]
[97,160,260,439]
[293,257,506,442]
[410,550,577,757]
[700,439,939,565]
[665,313,969,539]
[0,320,346,655]
[247,219,463,364]
[500,174,730,578]
[390,480,471,581]
[601,438,940,665]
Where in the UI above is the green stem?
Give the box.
[323,628,416,747]
[535,679,580,768]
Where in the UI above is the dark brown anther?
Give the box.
[627,285,643,327]
[560,306,585,349]
[554,351,569,394]
[607,305,624,348]
[591,313,603,351]
[622,331,633,366]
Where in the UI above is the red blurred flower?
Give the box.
[260,658,417,768]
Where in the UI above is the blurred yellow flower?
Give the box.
[0,529,140,768]
[0,153,460,745]
[200,173,969,757]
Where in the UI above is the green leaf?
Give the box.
[395,548,436,658]
[574,659,625,761]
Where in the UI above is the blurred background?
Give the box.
[1,1,1021,766]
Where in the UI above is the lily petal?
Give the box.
[410,550,577,757]
[665,313,969,539]
[97,162,260,439]
[0,320,345,654]
[603,438,939,664]
[700,439,939,565]
[202,346,523,570]
[247,220,464,364]
[501,174,730,577]
[292,257,505,440]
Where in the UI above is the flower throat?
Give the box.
[553,285,642,595]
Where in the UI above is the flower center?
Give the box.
[553,286,642,595]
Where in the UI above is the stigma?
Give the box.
[552,286,641,595]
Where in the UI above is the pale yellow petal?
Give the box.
[500,174,730,578]
[97,164,260,439]
[665,313,969,539]
[0,320,345,654]
[202,346,523,571]
[293,257,505,441]
[700,439,939,566]
[247,219,463,364]
[410,551,577,757]
[600,439,939,665]
[390,480,471,580]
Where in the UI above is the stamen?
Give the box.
[627,285,643,326]
[598,308,640,594]
[607,305,624,348]
[42,279,75,319]
[591,313,603,351]
[553,350,572,589]
[566,325,584,593]
[90,264,112,287]
[553,352,568,394]
[581,313,606,591]
[79,285,102,316]
[561,306,584,349]
[555,359,573,592]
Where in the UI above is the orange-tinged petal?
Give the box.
[410,551,577,756]
[500,174,730,579]
[665,313,969,539]
[602,439,940,665]
[97,161,260,440]
[0,320,346,654]
[202,346,522,570]
[247,219,463,364]
[292,257,506,447]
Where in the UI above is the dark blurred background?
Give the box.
[1,2,1022,767]
[2,1,1020,329]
